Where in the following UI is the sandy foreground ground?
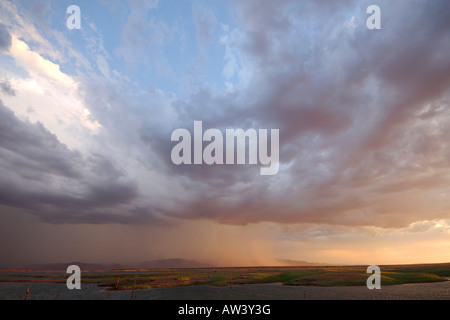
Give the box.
[1,279,449,300]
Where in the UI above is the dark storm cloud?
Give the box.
[158,0,450,227]
[0,100,164,224]
[0,101,81,179]
[3,0,449,228]
[0,78,15,96]
[75,0,450,228]
[0,23,12,51]
[342,1,450,156]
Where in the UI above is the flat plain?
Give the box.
[1,263,449,300]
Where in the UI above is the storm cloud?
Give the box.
[1,0,450,229]
[0,23,12,51]
[0,100,156,224]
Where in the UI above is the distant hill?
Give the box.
[275,259,329,266]
[23,262,123,271]
[137,258,212,269]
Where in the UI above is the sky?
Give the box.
[0,0,449,268]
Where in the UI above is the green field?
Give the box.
[1,263,449,291]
